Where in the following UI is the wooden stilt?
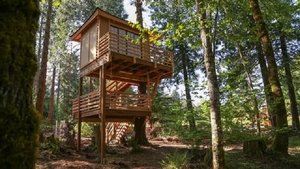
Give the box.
[99,66,106,163]
[100,117,106,163]
[77,77,83,152]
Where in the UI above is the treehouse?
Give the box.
[71,8,173,162]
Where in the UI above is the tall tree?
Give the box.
[255,42,275,126]
[36,0,53,116]
[249,0,288,153]
[149,0,199,131]
[280,32,300,130]
[34,11,45,95]
[195,0,225,168]
[180,43,196,130]
[86,0,128,19]
[238,45,261,133]
[48,65,56,123]
[0,0,39,168]
[134,0,149,145]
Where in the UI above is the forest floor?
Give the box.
[36,136,300,169]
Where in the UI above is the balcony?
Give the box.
[72,90,152,119]
[80,32,173,77]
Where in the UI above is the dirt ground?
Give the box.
[36,138,207,169]
[36,137,300,169]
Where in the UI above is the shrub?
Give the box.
[161,152,188,169]
[74,122,94,137]
[128,138,142,153]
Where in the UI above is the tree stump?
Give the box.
[243,139,267,156]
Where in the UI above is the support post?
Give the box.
[77,77,83,152]
[99,66,106,163]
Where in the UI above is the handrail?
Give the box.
[106,91,151,111]
[108,32,173,67]
[79,31,172,76]
[72,90,151,117]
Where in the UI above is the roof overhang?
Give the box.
[70,8,132,42]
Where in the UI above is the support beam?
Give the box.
[99,65,106,163]
[77,77,83,152]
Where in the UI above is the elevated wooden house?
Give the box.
[71,8,173,162]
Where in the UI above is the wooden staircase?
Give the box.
[106,80,131,93]
[106,122,130,144]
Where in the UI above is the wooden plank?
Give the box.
[82,117,101,122]
[106,117,135,122]
[106,109,151,117]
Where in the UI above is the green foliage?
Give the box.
[40,119,54,131]
[128,138,142,153]
[74,122,93,137]
[161,152,188,169]
[0,0,40,168]
[40,137,61,155]
[289,135,300,149]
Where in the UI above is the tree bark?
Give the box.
[196,1,225,168]
[280,33,300,130]
[48,65,56,124]
[34,14,44,94]
[180,44,196,130]
[255,43,276,127]
[238,45,261,133]
[249,0,288,154]
[134,0,148,145]
[135,0,143,26]
[56,70,61,120]
[36,0,53,116]
[134,82,149,145]
[0,0,40,167]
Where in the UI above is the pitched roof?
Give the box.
[70,8,132,42]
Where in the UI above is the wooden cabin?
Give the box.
[71,8,173,162]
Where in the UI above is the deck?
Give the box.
[80,32,173,79]
[72,90,152,121]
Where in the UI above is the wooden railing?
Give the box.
[72,90,100,117]
[106,92,151,111]
[72,90,151,118]
[98,32,173,67]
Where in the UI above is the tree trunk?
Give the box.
[196,1,225,168]
[34,14,44,95]
[0,0,40,168]
[180,44,196,130]
[134,0,148,145]
[36,0,53,116]
[280,33,300,130]
[243,139,267,156]
[134,82,149,145]
[238,45,261,133]
[255,42,276,127]
[249,0,288,154]
[48,65,56,124]
[56,70,61,120]
[135,0,143,26]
